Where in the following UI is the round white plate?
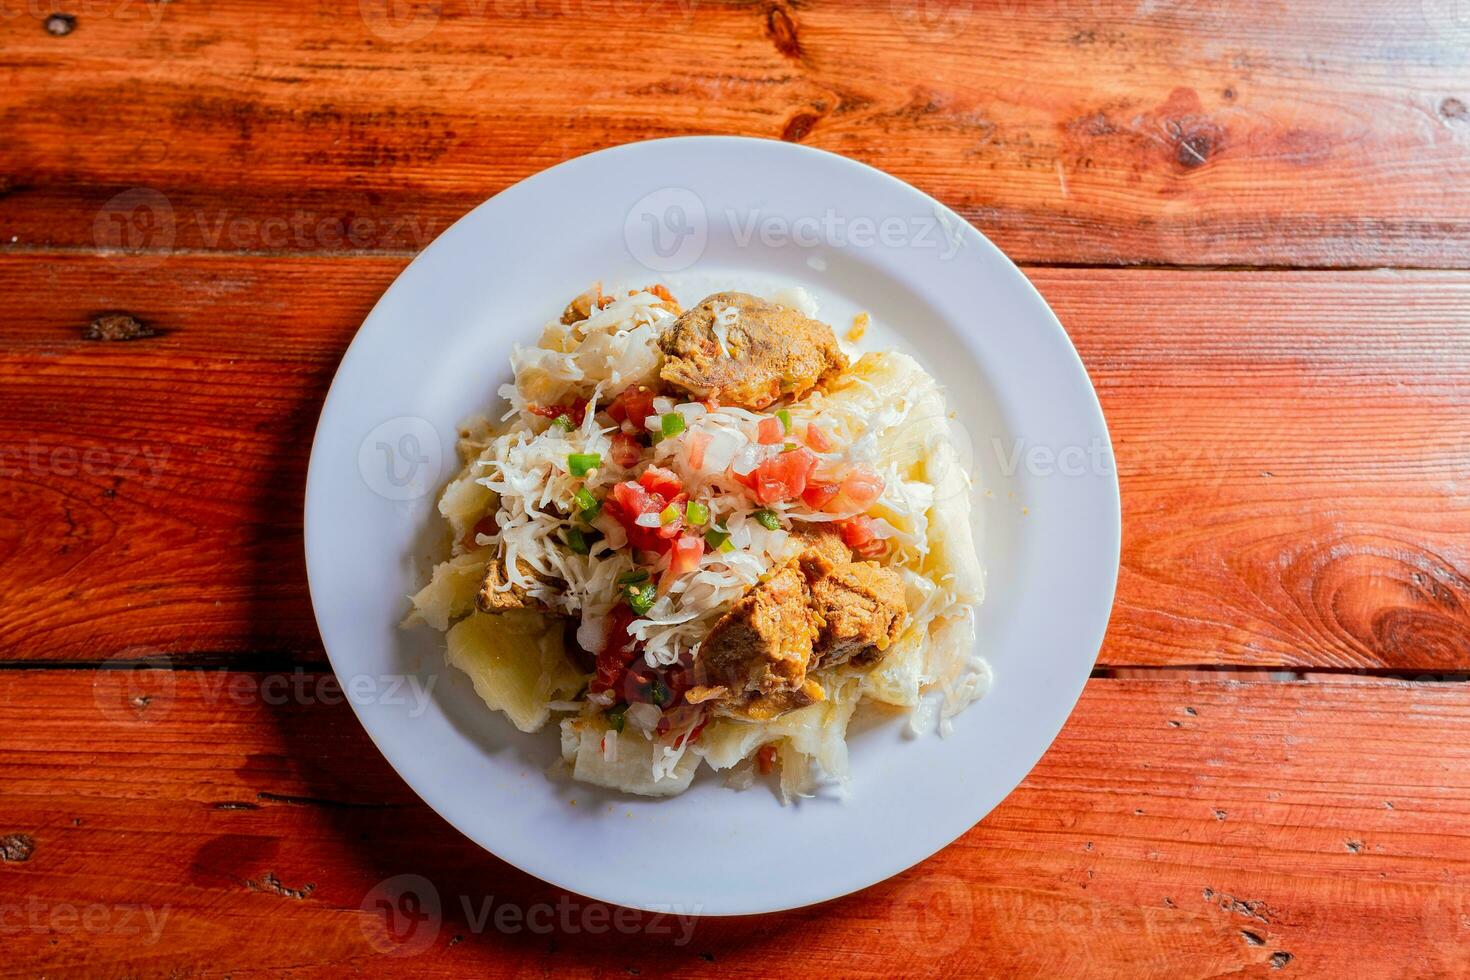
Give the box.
[305,136,1119,916]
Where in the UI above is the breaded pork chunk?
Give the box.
[658,292,847,410]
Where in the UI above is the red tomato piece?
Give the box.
[610,431,644,469]
[591,604,640,694]
[529,397,588,426]
[669,535,704,576]
[839,467,885,509]
[607,480,679,554]
[638,465,684,501]
[804,424,835,453]
[801,481,841,511]
[607,385,659,429]
[756,417,784,445]
[839,516,888,559]
[750,447,817,504]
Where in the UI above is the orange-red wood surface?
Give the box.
[2,0,1468,976]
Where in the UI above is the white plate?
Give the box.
[305,136,1119,916]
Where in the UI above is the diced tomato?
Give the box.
[801,481,841,511]
[607,479,682,553]
[669,535,704,575]
[637,465,684,501]
[529,397,589,426]
[607,385,659,430]
[590,604,640,695]
[756,417,784,445]
[610,431,644,469]
[839,467,885,509]
[749,447,818,504]
[804,424,835,453]
[685,430,711,471]
[757,744,777,775]
[839,515,887,559]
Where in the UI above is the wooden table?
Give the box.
[4,1,1469,975]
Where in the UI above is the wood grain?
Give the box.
[4,670,1470,976]
[3,253,1467,669]
[4,0,1470,266]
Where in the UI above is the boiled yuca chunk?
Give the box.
[445,610,585,733]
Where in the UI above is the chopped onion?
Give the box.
[626,702,662,734]
[731,445,762,477]
[699,428,743,474]
[635,511,661,528]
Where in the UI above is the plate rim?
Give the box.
[304,134,1122,916]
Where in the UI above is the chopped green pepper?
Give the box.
[753,509,782,531]
[685,501,709,525]
[776,408,792,433]
[617,569,650,587]
[659,504,680,526]
[563,526,590,555]
[660,412,686,439]
[625,583,657,616]
[703,526,730,550]
[648,678,671,707]
[567,452,601,477]
[607,704,627,733]
[551,413,576,432]
[572,487,598,514]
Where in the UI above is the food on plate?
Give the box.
[404,283,986,799]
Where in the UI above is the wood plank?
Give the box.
[4,670,1470,976]
[4,0,1470,266]
[3,254,1468,668]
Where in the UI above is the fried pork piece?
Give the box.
[694,523,908,719]
[809,561,906,669]
[697,563,817,696]
[792,523,851,571]
[476,555,559,614]
[658,292,848,410]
